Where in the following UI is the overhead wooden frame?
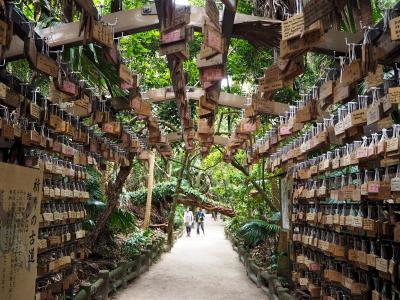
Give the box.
[0,4,281,60]
[143,86,246,109]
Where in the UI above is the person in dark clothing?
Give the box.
[196,209,205,235]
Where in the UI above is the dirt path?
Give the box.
[113,215,266,300]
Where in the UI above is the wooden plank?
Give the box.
[37,5,280,48]
[214,135,229,146]
[144,87,247,108]
[166,131,181,142]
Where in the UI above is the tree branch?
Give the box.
[215,146,279,212]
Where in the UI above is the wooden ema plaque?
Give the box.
[280,29,323,59]
[390,16,400,41]
[162,5,190,32]
[160,27,186,45]
[282,13,323,41]
[36,53,59,78]
[197,53,223,69]
[303,0,335,28]
[159,41,189,60]
[205,0,220,29]
[253,98,289,116]
[198,118,214,134]
[203,21,225,53]
[119,64,133,85]
[200,65,225,82]
[92,20,114,48]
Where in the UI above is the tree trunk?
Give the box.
[167,152,189,246]
[229,157,279,212]
[143,150,155,229]
[85,155,134,250]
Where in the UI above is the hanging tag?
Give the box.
[391,165,400,191]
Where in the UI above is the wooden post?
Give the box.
[167,152,189,246]
[143,149,155,229]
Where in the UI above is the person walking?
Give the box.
[184,208,194,237]
[196,209,205,235]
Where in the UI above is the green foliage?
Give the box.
[84,167,137,234]
[238,219,280,248]
[121,230,154,258]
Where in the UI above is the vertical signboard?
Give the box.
[0,163,43,300]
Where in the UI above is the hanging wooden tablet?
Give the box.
[303,0,334,28]
[205,0,220,29]
[388,87,400,104]
[200,65,225,82]
[366,65,383,90]
[36,53,59,78]
[199,43,219,59]
[203,21,225,53]
[91,20,114,48]
[160,27,186,45]
[390,16,400,41]
[159,41,189,60]
[119,64,134,86]
[3,89,20,108]
[196,53,223,69]
[340,60,362,86]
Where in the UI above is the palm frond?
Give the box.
[238,219,280,248]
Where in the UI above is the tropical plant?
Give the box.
[238,219,280,248]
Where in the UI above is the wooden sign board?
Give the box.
[49,81,74,103]
[205,0,220,29]
[390,16,400,41]
[92,21,114,48]
[0,163,43,300]
[160,27,186,45]
[280,29,323,59]
[199,43,219,59]
[259,80,285,93]
[253,99,289,116]
[159,41,189,60]
[200,65,225,82]
[389,87,400,104]
[282,13,305,41]
[36,53,59,78]
[163,5,190,31]
[59,80,78,96]
[203,22,225,53]
[365,65,383,90]
[119,64,133,85]
[197,53,223,69]
[264,64,282,82]
[303,0,334,28]
[198,118,214,134]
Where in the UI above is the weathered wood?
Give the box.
[144,86,248,108]
[143,150,156,229]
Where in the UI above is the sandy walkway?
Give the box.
[113,215,266,300]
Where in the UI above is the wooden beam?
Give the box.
[167,131,229,146]
[36,5,279,48]
[5,6,280,60]
[143,86,248,109]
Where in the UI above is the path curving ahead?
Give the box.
[113,215,266,300]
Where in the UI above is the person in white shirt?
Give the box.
[183,207,194,237]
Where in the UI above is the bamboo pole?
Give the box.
[143,149,156,229]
